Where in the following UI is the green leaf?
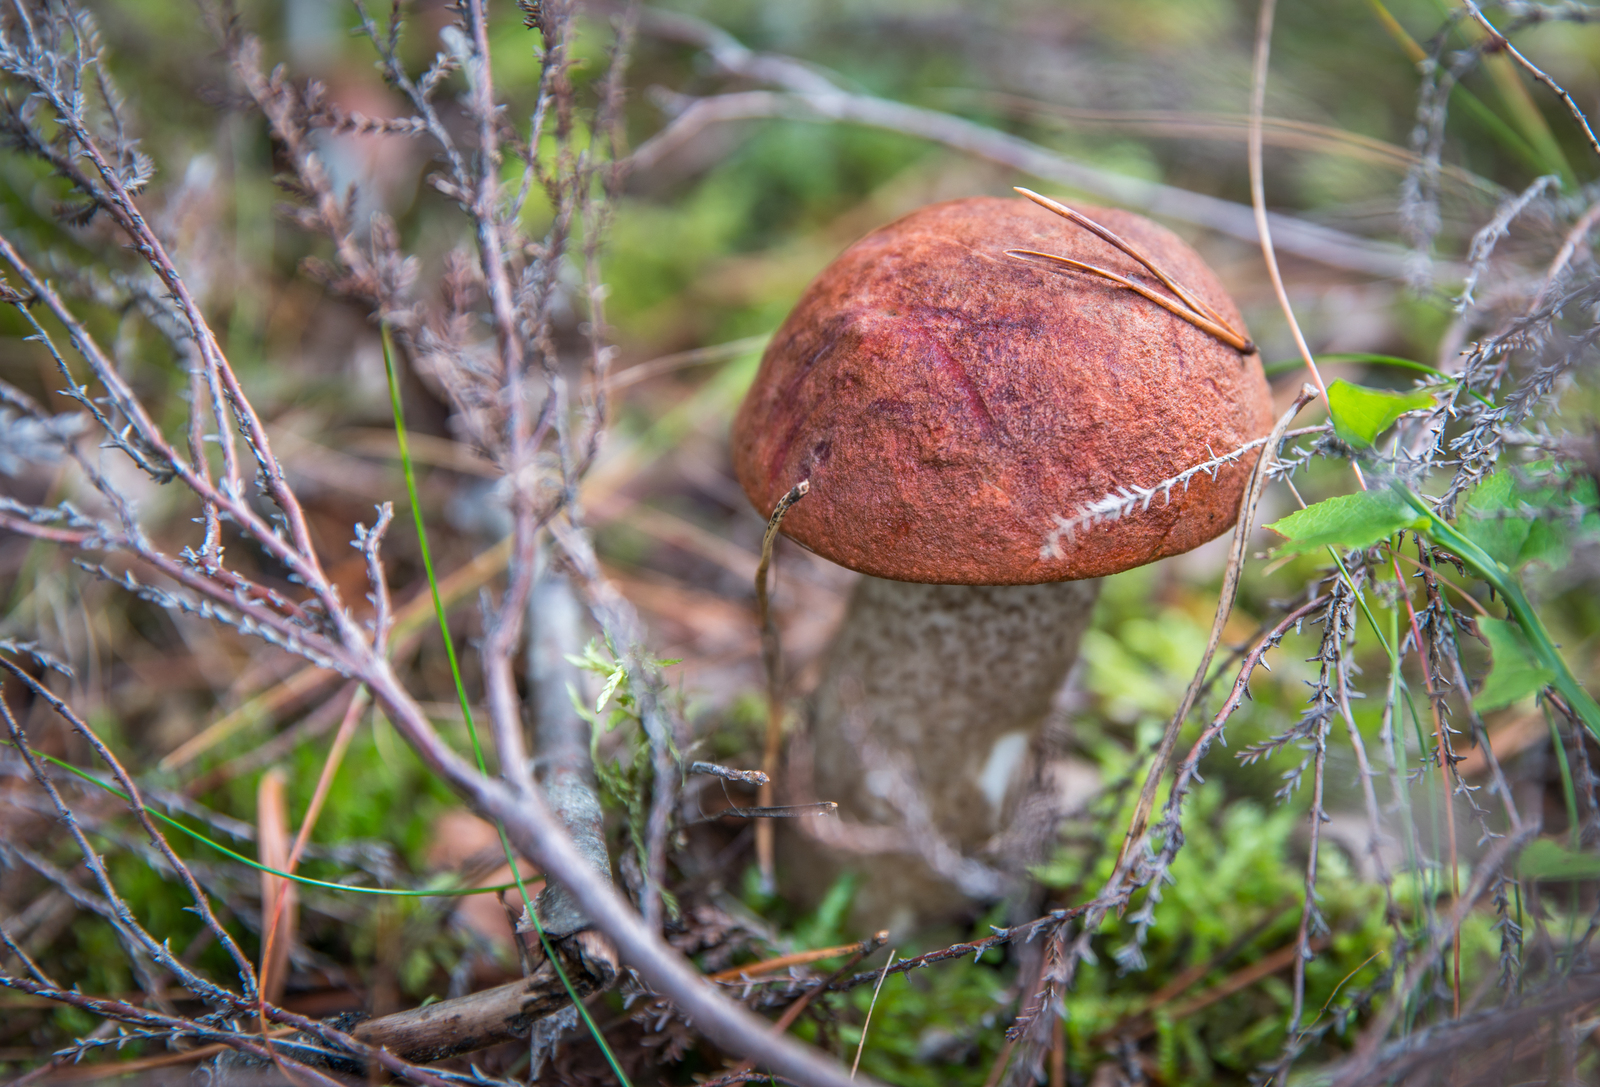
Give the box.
[1266,353,1439,380]
[1516,839,1600,881]
[1475,617,1556,711]
[1266,490,1426,556]
[1458,463,1597,570]
[1326,379,1434,448]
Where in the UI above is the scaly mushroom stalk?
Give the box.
[733,195,1273,929]
[802,579,1098,928]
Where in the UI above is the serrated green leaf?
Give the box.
[1266,489,1425,555]
[1326,379,1435,447]
[1516,839,1600,881]
[1475,617,1555,710]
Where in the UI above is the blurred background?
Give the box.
[3,1,1600,1084]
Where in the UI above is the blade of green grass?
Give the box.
[1264,353,1492,405]
[1368,0,1566,182]
[1394,483,1600,741]
[31,750,521,897]
[381,326,633,1085]
[383,328,487,770]
[1543,703,1581,850]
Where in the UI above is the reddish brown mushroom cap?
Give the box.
[731,196,1275,584]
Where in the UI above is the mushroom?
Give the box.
[731,193,1273,929]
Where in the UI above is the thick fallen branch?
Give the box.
[346,931,618,1063]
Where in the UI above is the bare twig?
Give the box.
[690,761,770,786]
[630,12,1419,277]
[1461,0,1600,159]
[755,479,809,889]
[0,663,258,999]
[1334,820,1543,1086]
[1115,386,1318,872]
[1248,0,1328,402]
[691,802,838,825]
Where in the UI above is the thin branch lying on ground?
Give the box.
[629,9,1423,278]
[638,121,1395,284]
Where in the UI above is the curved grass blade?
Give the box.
[32,751,523,897]
[381,327,633,1085]
[1394,483,1600,741]
[1263,353,1493,405]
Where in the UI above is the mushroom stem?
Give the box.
[794,576,1100,931]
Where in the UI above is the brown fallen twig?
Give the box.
[346,929,618,1064]
[709,932,890,984]
[721,930,889,1080]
